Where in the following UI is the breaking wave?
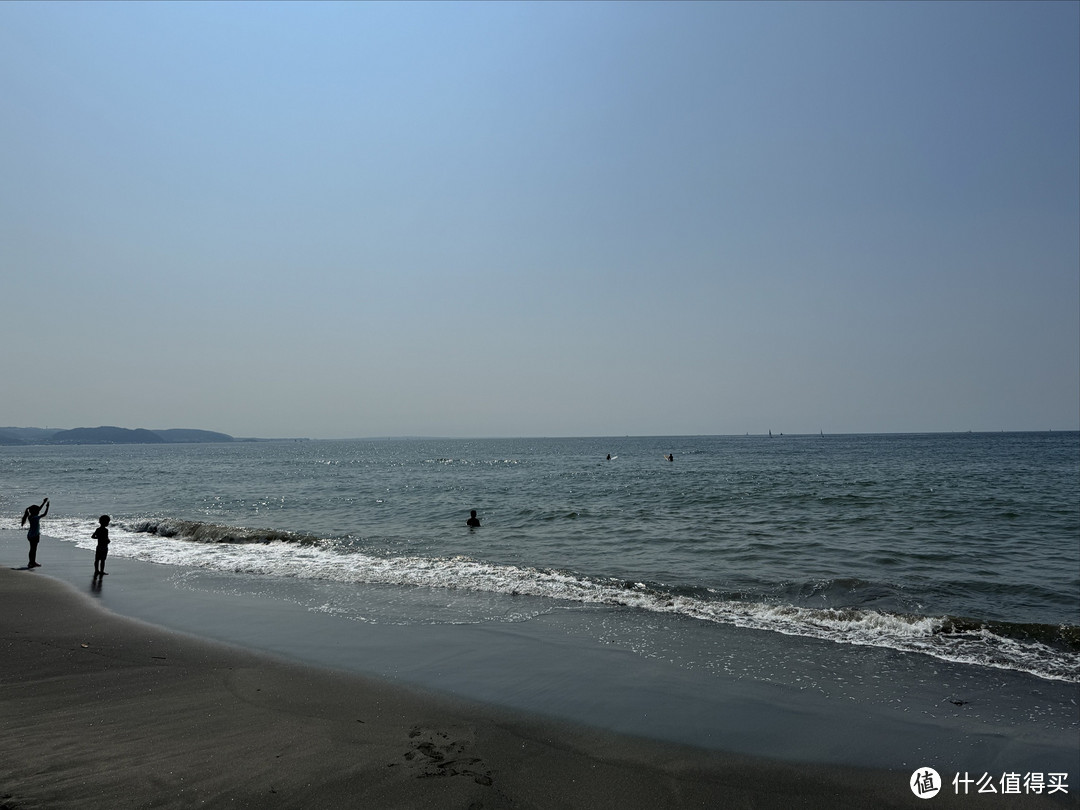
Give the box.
[48,516,1080,684]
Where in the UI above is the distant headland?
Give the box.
[0,426,241,446]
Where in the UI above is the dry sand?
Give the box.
[0,567,1064,809]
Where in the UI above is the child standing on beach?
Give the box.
[21,497,49,568]
[92,515,110,577]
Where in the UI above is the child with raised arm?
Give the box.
[92,515,111,577]
[21,497,49,568]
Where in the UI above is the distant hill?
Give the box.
[155,429,234,443]
[48,426,166,445]
[0,427,60,445]
[2,426,238,445]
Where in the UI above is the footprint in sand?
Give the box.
[394,726,494,786]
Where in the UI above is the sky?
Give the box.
[2,1,1077,439]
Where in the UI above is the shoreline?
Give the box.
[2,531,1077,808]
[0,566,953,810]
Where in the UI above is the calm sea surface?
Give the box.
[3,433,1077,683]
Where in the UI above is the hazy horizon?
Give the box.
[3,2,1077,440]
[4,424,1078,443]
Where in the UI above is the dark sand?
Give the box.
[5,566,1057,810]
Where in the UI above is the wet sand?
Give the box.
[2,563,1040,810]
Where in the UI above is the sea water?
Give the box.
[4,432,1079,773]
[3,432,1077,685]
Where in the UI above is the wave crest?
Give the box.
[130,519,325,547]
[86,518,1080,683]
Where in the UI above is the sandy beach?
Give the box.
[1,562,1045,810]
[2,521,1076,810]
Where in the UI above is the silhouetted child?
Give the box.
[466,510,481,527]
[92,515,110,577]
[21,497,49,568]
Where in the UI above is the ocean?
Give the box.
[3,432,1078,772]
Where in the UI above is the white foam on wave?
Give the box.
[49,518,1079,683]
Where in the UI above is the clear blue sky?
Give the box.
[2,1,1077,438]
